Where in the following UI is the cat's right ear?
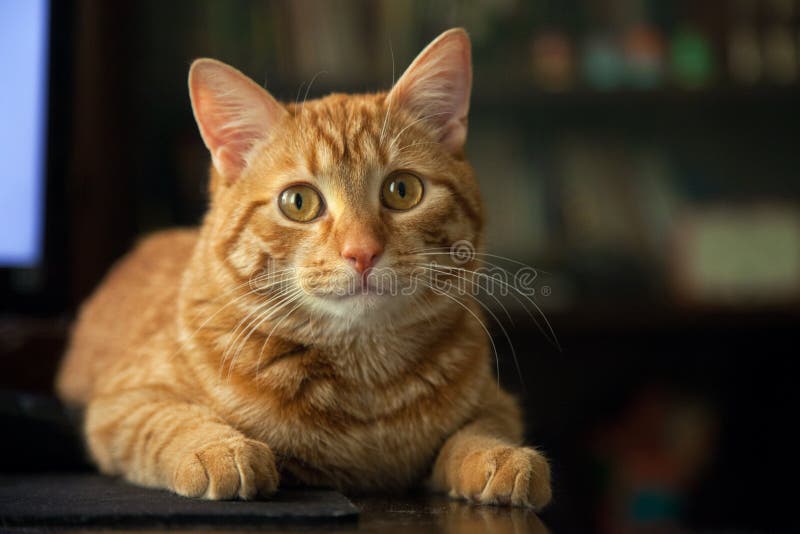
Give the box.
[387,28,472,156]
[189,59,287,184]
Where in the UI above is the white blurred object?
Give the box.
[671,205,800,304]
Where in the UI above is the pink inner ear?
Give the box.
[388,29,472,154]
[189,59,287,182]
[210,146,246,182]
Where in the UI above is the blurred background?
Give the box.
[1,0,799,531]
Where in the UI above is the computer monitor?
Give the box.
[1,0,72,313]
[0,0,50,268]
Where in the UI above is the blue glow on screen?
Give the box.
[0,0,50,267]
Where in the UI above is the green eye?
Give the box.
[381,172,424,210]
[279,185,323,222]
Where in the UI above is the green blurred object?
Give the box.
[670,26,714,89]
[583,34,625,91]
[629,488,681,522]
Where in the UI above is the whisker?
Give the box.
[221,283,301,373]
[254,295,308,376]
[419,263,514,325]
[395,140,442,154]
[378,39,395,147]
[294,80,305,109]
[219,282,300,375]
[169,270,288,362]
[222,273,298,344]
[414,264,522,387]
[413,276,502,389]
[188,271,271,310]
[389,111,451,149]
[249,271,300,294]
[300,70,328,114]
[410,248,554,275]
[224,286,306,377]
[419,263,560,351]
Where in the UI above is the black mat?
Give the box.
[0,474,359,528]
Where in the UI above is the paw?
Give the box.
[173,437,279,500]
[453,445,551,509]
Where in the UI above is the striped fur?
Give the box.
[55,29,551,508]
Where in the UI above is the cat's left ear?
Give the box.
[189,58,288,184]
[387,28,472,155]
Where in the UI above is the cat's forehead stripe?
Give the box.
[293,94,389,173]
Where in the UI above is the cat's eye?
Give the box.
[278,185,323,222]
[381,172,424,211]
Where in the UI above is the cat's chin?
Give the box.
[313,291,386,309]
[305,290,411,322]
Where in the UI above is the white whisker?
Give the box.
[378,40,396,147]
[417,262,560,351]
[414,264,522,386]
[223,288,305,379]
[301,70,328,114]
[254,296,308,376]
[169,270,283,362]
[389,111,451,150]
[414,276,502,389]
[219,281,300,375]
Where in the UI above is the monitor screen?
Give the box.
[0,0,50,267]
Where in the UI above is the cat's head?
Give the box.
[188,28,482,328]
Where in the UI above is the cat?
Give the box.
[55,28,552,508]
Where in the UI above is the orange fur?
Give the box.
[56,28,551,508]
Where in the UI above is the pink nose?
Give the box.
[341,238,383,274]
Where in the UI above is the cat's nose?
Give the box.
[341,236,383,274]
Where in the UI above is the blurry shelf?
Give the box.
[470,86,800,123]
[476,85,800,103]
[530,301,800,335]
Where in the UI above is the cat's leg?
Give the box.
[430,388,551,509]
[85,385,278,500]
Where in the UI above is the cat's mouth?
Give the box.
[296,268,391,300]
[312,281,387,301]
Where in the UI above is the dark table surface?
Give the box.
[3,495,549,534]
[339,494,548,534]
[0,473,548,534]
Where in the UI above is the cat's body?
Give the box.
[56,29,551,507]
[59,226,500,492]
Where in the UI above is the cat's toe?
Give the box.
[235,438,280,498]
[173,437,278,500]
[519,449,552,510]
[173,450,209,498]
[456,446,551,509]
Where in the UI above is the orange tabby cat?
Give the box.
[56,28,551,508]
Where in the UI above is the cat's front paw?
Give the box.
[173,437,279,500]
[453,445,551,509]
